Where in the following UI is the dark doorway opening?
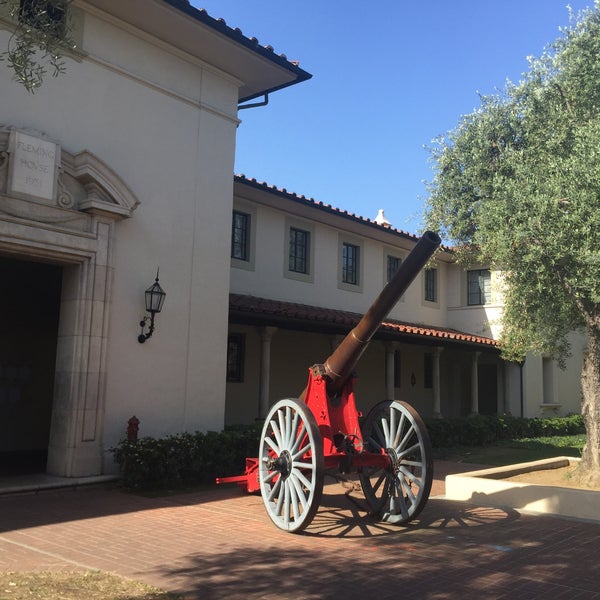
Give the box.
[0,257,62,476]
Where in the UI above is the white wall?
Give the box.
[230,199,450,328]
[228,190,587,421]
[521,332,584,417]
[1,9,240,461]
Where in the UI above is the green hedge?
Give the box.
[424,413,584,448]
[111,424,261,490]
[111,414,584,490]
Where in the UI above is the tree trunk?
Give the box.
[578,328,600,487]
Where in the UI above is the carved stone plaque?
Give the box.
[8,131,60,202]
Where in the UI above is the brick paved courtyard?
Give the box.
[0,464,598,599]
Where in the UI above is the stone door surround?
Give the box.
[0,127,138,476]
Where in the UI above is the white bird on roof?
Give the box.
[374,209,391,228]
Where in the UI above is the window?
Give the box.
[424,268,437,302]
[338,236,362,292]
[342,242,359,285]
[468,269,491,305]
[289,227,310,274]
[19,0,67,34]
[386,255,402,283]
[226,333,245,382]
[424,353,433,389]
[231,210,250,261]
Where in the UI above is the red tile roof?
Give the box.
[229,293,497,348]
[235,175,455,250]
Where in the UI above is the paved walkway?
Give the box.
[0,462,599,599]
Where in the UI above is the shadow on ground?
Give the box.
[161,495,600,600]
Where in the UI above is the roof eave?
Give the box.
[83,0,312,102]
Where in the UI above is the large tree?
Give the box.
[425,4,600,486]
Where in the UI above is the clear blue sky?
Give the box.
[192,1,593,233]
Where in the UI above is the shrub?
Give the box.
[424,413,584,448]
[111,424,261,490]
[111,414,584,490]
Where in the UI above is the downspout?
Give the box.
[238,94,269,110]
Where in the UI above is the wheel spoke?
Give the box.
[399,458,424,469]
[267,477,281,503]
[389,406,396,445]
[277,409,287,448]
[366,432,383,452]
[396,441,421,460]
[263,468,279,484]
[399,465,422,489]
[264,436,279,455]
[393,412,406,448]
[287,409,300,448]
[399,476,417,505]
[290,474,308,511]
[270,417,284,451]
[293,467,313,489]
[283,406,297,448]
[381,417,391,446]
[290,433,311,458]
[396,424,414,452]
[275,483,285,516]
[392,480,410,520]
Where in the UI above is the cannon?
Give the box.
[218,231,442,532]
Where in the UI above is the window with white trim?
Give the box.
[342,242,359,285]
[424,268,437,302]
[467,269,491,305]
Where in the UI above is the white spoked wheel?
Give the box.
[359,400,433,524]
[259,398,324,533]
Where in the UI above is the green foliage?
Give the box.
[425,413,584,448]
[111,425,262,490]
[111,417,584,490]
[0,0,76,92]
[425,3,600,363]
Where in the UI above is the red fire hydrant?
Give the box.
[127,416,140,441]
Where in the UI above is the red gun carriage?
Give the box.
[218,231,441,532]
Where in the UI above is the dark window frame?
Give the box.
[288,226,310,274]
[386,255,402,283]
[342,242,359,285]
[231,210,250,261]
[424,268,437,302]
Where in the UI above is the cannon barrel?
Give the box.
[322,230,441,395]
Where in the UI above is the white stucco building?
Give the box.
[225,177,584,429]
[0,1,583,480]
[0,0,310,477]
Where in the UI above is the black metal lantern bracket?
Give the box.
[138,269,166,343]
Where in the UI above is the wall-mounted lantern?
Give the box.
[138,269,166,343]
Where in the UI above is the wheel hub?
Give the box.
[271,450,292,479]
[386,447,401,472]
